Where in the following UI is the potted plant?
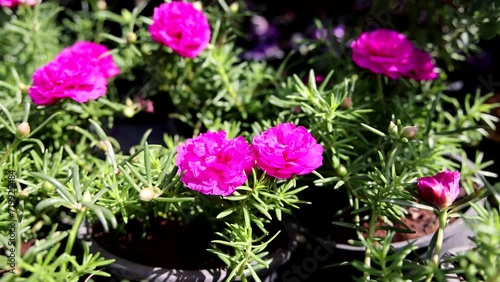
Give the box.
[0,0,321,281]
[1,1,500,282]
[266,12,499,280]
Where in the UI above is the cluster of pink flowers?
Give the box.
[417,170,460,210]
[148,1,211,58]
[176,123,324,196]
[28,41,120,105]
[351,29,438,81]
[0,0,39,8]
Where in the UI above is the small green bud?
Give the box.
[123,107,135,118]
[126,32,137,44]
[82,191,92,203]
[401,126,418,140]
[41,181,54,193]
[335,165,348,177]
[388,121,399,139]
[229,2,239,13]
[139,187,156,202]
[19,189,29,198]
[16,122,30,138]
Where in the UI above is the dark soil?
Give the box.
[90,215,292,270]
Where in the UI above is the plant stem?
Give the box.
[61,210,86,272]
[0,139,21,167]
[377,74,384,102]
[215,62,246,117]
[363,209,380,281]
[425,209,448,282]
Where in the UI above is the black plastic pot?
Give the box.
[77,221,299,282]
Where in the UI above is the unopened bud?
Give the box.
[19,189,29,198]
[97,0,107,10]
[123,107,135,118]
[82,191,92,203]
[401,126,418,140]
[126,32,137,44]
[41,181,54,193]
[16,122,30,138]
[229,2,239,13]
[335,165,348,177]
[192,1,202,11]
[341,97,352,109]
[139,187,156,202]
[388,121,399,138]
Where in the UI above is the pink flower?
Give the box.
[404,48,439,81]
[28,55,107,105]
[252,123,323,179]
[149,1,211,58]
[351,29,415,79]
[57,41,120,79]
[0,0,39,8]
[417,170,460,210]
[175,131,255,196]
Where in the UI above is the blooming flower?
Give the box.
[149,1,211,58]
[28,55,107,105]
[351,29,415,79]
[56,41,120,79]
[417,170,461,209]
[0,0,39,8]
[175,131,255,196]
[252,123,323,179]
[404,48,438,81]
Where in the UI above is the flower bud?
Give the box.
[82,191,92,203]
[97,0,107,10]
[41,181,54,193]
[19,189,29,198]
[126,32,137,44]
[16,122,30,138]
[335,164,348,177]
[341,97,352,109]
[229,2,239,13]
[139,187,156,202]
[401,126,418,140]
[123,107,135,118]
[417,170,460,210]
[388,121,399,138]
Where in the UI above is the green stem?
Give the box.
[363,208,380,281]
[0,139,21,167]
[377,74,385,102]
[215,63,246,117]
[61,210,86,272]
[425,209,448,282]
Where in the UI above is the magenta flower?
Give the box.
[417,170,461,210]
[149,1,211,58]
[57,41,120,79]
[252,123,323,179]
[0,0,39,8]
[404,48,438,81]
[351,29,415,79]
[28,55,107,105]
[175,131,255,196]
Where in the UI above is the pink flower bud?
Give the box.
[417,170,460,209]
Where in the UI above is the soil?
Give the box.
[90,215,291,270]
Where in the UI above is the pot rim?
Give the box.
[77,220,299,281]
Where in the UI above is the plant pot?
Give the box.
[289,154,485,280]
[77,219,299,282]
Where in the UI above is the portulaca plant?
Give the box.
[1,0,499,282]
